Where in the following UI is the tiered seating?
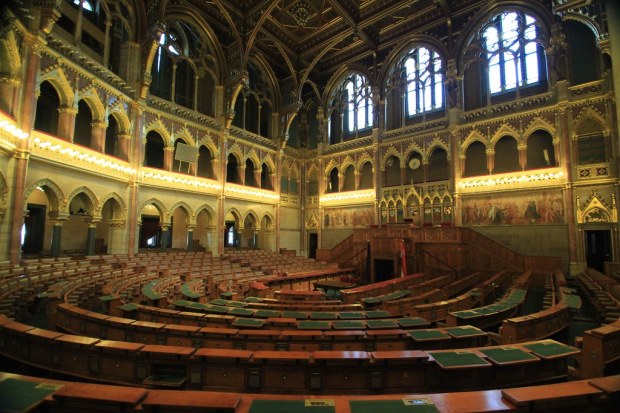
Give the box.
[577,269,620,323]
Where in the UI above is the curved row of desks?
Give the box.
[1,314,579,394]
[1,371,619,413]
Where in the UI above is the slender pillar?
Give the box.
[86,221,98,256]
[127,103,145,256]
[163,146,174,171]
[160,224,170,252]
[57,106,77,142]
[187,225,195,251]
[486,149,495,174]
[50,219,64,257]
[117,133,131,161]
[90,121,106,152]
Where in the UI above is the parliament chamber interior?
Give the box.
[1,0,620,411]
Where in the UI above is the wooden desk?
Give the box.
[501,380,602,409]
[140,389,240,412]
[588,374,620,396]
[52,382,148,411]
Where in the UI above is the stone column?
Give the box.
[106,219,126,255]
[486,149,495,174]
[253,168,261,188]
[163,146,174,171]
[85,220,100,256]
[117,133,131,161]
[518,143,527,170]
[103,20,112,69]
[186,225,195,251]
[57,106,77,142]
[160,223,170,251]
[50,218,66,257]
[238,165,246,185]
[127,103,145,256]
[90,121,106,152]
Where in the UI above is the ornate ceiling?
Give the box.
[181,0,482,83]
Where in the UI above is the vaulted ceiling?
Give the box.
[182,0,482,85]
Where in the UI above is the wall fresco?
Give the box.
[324,206,375,228]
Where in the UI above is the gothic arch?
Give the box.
[38,68,74,107]
[491,124,521,146]
[573,107,609,136]
[24,179,65,212]
[174,127,196,147]
[108,103,132,134]
[0,30,21,76]
[138,198,168,221]
[66,186,99,215]
[169,201,193,224]
[381,147,403,171]
[144,118,172,146]
[524,117,556,140]
[195,204,216,226]
[461,129,489,152]
[77,86,106,121]
[98,192,127,219]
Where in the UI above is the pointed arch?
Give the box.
[462,129,489,151]
[139,198,168,220]
[169,201,194,221]
[24,179,65,212]
[174,127,196,147]
[98,192,127,219]
[491,124,521,146]
[195,204,216,226]
[38,68,74,106]
[77,86,106,121]
[67,186,99,215]
[144,118,173,145]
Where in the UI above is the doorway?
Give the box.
[22,204,46,255]
[308,233,318,259]
[585,229,612,273]
[374,259,395,283]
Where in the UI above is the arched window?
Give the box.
[464,141,487,177]
[328,73,373,142]
[359,162,374,189]
[34,81,60,136]
[74,100,93,148]
[342,165,355,191]
[226,154,240,184]
[493,136,520,173]
[105,115,119,157]
[482,12,544,95]
[527,130,556,169]
[245,159,256,187]
[406,152,424,185]
[197,146,214,179]
[428,148,449,181]
[144,131,165,169]
[384,156,401,187]
[327,168,339,193]
[261,163,272,190]
[404,47,443,116]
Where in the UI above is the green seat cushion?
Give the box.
[206,305,229,314]
[227,307,255,316]
[311,312,338,320]
[338,312,366,319]
[118,303,139,312]
[245,296,262,303]
[232,318,265,328]
[365,310,392,319]
[397,317,428,328]
[210,298,229,306]
[253,309,281,318]
[282,311,309,319]
[522,340,578,358]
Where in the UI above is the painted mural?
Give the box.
[324,206,375,228]
[462,190,564,225]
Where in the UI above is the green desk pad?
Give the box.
[310,312,338,320]
[143,374,186,387]
[408,330,450,341]
[451,310,477,318]
[338,312,366,319]
[221,291,233,298]
[473,307,500,315]
[99,295,118,302]
[187,302,207,310]
[254,309,281,318]
[480,347,539,364]
[232,318,265,328]
[245,296,262,303]
[332,320,366,330]
[523,340,578,358]
[226,301,247,308]
[173,300,192,307]
[227,308,255,316]
[0,378,63,412]
[181,285,202,299]
[118,303,139,311]
[298,320,331,330]
[206,305,229,314]
[397,318,429,328]
[282,311,309,319]
[249,400,335,413]
[366,320,399,329]
[365,310,392,319]
[563,294,582,309]
[210,298,230,306]
[443,326,486,338]
[350,399,439,413]
[429,351,491,368]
